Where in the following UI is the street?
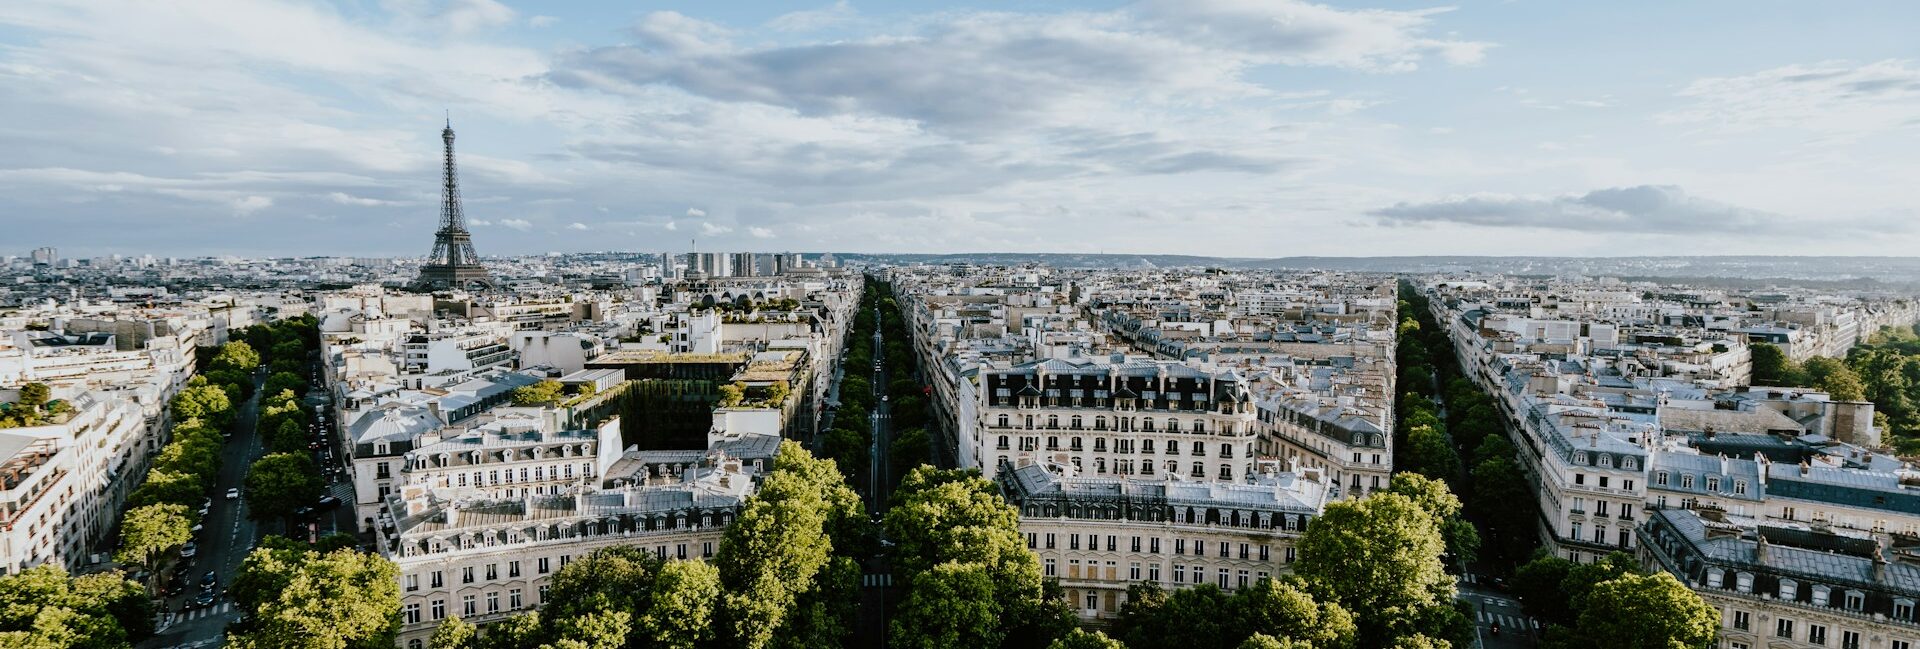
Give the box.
[145,370,267,647]
[1459,575,1536,649]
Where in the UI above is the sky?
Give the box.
[3,1,1918,259]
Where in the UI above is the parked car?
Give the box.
[191,521,204,534]
[179,542,197,558]
[226,488,241,500]
[316,495,342,510]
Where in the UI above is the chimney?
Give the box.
[1874,543,1890,583]
[1800,461,1811,477]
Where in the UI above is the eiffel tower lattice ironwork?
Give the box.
[416,119,492,290]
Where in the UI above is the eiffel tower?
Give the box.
[415,119,492,291]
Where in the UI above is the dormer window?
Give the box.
[1734,480,1748,495]
[1681,475,1695,489]
[1705,477,1720,492]
[1623,457,1638,470]
[1656,471,1669,486]
[1811,585,1830,606]
[1574,451,1588,465]
[1598,455,1613,468]
[1735,572,1753,593]
[375,442,389,455]
[1779,579,1798,601]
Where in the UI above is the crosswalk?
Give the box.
[1475,610,1536,632]
[160,602,236,628]
[862,573,894,588]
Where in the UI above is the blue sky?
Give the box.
[2,1,1917,258]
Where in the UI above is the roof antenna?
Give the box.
[445,109,451,128]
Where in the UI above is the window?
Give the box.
[509,561,520,578]
[487,591,500,614]
[1734,480,1747,495]
[1148,564,1161,582]
[1896,598,1915,621]
[1812,585,1830,606]
[463,567,475,584]
[1736,572,1753,593]
[1174,564,1186,583]
[1893,641,1912,649]
[1779,579,1798,601]
[1046,534,1056,549]
[405,574,419,592]
[510,589,522,610]
[1706,476,1720,491]
[1732,610,1750,631]
[431,571,444,588]
[1575,473,1586,485]
[1808,624,1826,646]
[1776,618,1795,639]
[404,603,421,624]
[486,564,497,581]
[1216,568,1229,588]
[1044,559,1057,577]
[1844,590,1864,610]
[1129,563,1141,581]
[463,595,476,617]
[1656,471,1669,486]
[1132,536,1142,552]
[1682,475,1695,489]
[1175,539,1186,555]
[1843,630,1861,649]
[1706,569,1725,588]
[538,557,550,574]
[1150,538,1161,553]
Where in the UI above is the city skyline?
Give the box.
[4,0,1918,258]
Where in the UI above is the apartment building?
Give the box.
[999,461,1327,621]
[1642,508,1920,649]
[975,357,1259,482]
[384,456,755,648]
[0,392,153,574]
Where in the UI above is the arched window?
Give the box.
[998,415,1010,428]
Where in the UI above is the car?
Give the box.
[191,521,204,534]
[179,542,197,558]
[882,395,889,402]
[316,495,342,510]
[201,571,218,588]
[191,591,217,610]
[201,497,212,510]
[225,488,240,500]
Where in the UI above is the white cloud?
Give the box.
[528,15,558,28]
[499,218,533,231]
[567,222,589,230]
[231,195,273,214]
[748,226,775,239]
[685,207,707,218]
[468,218,491,226]
[1367,185,1894,237]
[767,1,855,32]
[327,191,401,206]
[664,221,678,231]
[1659,59,1920,136]
[699,222,732,236]
[438,0,517,33]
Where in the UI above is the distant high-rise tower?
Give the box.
[416,119,491,291]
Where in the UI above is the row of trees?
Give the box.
[240,317,326,526]
[1754,325,1920,453]
[426,441,867,649]
[115,339,259,590]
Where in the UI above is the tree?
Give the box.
[211,341,262,373]
[0,565,155,646]
[820,427,869,484]
[268,417,307,454]
[1295,492,1453,644]
[1806,356,1868,401]
[1571,572,1716,649]
[171,384,233,427]
[243,453,324,521]
[1387,636,1450,649]
[764,380,790,405]
[1231,577,1356,649]
[890,426,931,477]
[17,382,50,413]
[716,443,840,649]
[429,617,477,649]
[1049,628,1128,649]
[1402,424,1460,481]
[1750,342,1800,386]
[892,562,1003,649]
[553,609,630,649]
[1510,554,1576,626]
[717,382,746,408]
[117,504,193,581]
[128,469,205,509]
[265,371,306,398]
[641,559,722,649]
[509,380,564,407]
[227,546,401,649]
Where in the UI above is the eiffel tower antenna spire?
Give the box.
[416,117,491,291]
